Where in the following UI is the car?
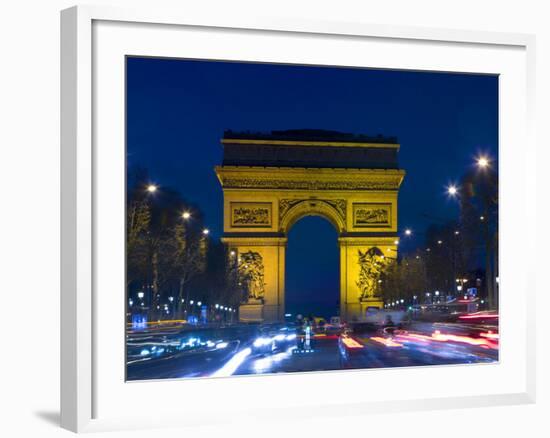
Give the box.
[251,323,297,355]
[271,323,297,351]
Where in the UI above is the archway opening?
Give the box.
[285,215,340,320]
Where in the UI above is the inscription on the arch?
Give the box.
[231,202,272,227]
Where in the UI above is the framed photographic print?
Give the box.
[61,5,536,432]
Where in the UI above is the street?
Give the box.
[126,320,498,380]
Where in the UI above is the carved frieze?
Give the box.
[353,203,392,228]
[230,202,272,227]
[221,178,401,191]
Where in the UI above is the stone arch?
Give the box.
[216,130,405,322]
[280,199,346,235]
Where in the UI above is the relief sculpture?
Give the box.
[356,247,390,300]
[238,251,266,301]
[353,203,391,227]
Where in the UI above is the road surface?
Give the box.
[126,321,498,380]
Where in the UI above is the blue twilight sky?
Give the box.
[127,57,498,318]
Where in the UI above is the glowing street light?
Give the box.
[477,156,489,168]
[447,185,458,196]
[137,291,144,299]
[182,211,191,220]
[197,301,202,306]
[202,228,210,236]
[437,240,443,245]
[404,228,412,236]
[146,184,158,193]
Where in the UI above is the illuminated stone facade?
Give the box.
[216,130,405,322]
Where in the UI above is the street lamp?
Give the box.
[197,301,202,306]
[202,228,210,236]
[146,184,158,193]
[182,211,191,220]
[447,185,458,196]
[137,291,144,299]
[404,228,412,236]
[477,156,490,168]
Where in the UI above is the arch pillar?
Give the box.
[339,236,398,321]
[222,236,287,322]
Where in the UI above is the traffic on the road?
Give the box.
[126,307,499,381]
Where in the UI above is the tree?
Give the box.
[126,169,209,321]
[459,165,498,308]
[380,254,428,304]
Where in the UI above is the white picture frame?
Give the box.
[60,5,537,433]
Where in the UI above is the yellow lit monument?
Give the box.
[215,130,405,322]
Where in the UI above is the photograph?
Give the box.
[125,57,499,381]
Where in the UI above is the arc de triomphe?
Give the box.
[215,129,405,322]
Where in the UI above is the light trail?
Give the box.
[211,347,252,377]
[341,336,364,349]
[395,330,498,349]
[370,337,403,348]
